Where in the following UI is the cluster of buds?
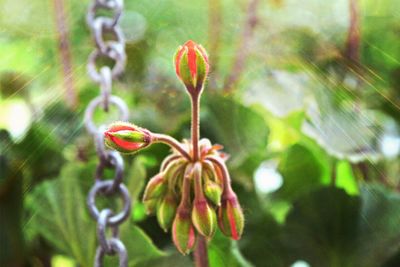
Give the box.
[104,40,244,255]
[142,139,244,254]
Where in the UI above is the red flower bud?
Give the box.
[218,193,244,240]
[142,174,166,201]
[172,208,196,255]
[104,122,152,154]
[174,40,209,93]
[191,198,217,238]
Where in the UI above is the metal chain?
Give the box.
[84,0,131,266]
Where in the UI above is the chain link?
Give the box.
[84,0,131,266]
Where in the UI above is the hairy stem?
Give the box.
[193,162,205,199]
[152,134,191,161]
[191,93,200,162]
[224,0,260,93]
[180,164,194,207]
[205,156,233,196]
[194,236,209,267]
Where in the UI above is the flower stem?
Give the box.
[191,93,200,162]
[205,156,234,196]
[152,133,191,161]
[190,94,207,266]
[194,236,209,267]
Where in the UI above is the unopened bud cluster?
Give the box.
[104,40,244,255]
[142,139,244,254]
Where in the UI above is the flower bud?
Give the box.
[204,180,222,206]
[174,40,209,93]
[191,199,217,238]
[143,199,158,215]
[104,122,152,154]
[172,209,196,255]
[142,174,166,201]
[218,194,244,240]
[157,192,177,232]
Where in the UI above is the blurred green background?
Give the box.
[1,0,400,266]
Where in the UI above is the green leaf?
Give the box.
[15,123,65,182]
[354,184,400,267]
[126,156,148,201]
[135,252,193,267]
[204,94,269,188]
[281,184,400,267]
[208,230,253,267]
[282,187,360,267]
[335,160,359,196]
[274,143,324,201]
[26,162,96,267]
[240,211,289,267]
[26,160,165,267]
[104,222,165,267]
[204,95,269,167]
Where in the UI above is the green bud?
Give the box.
[204,180,222,206]
[172,209,196,255]
[157,192,178,232]
[144,199,158,215]
[142,174,166,201]
[191,199,217,238]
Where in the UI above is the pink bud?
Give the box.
[218,193,244,240]
[104,122,152,154]
[174,40,209,93]
[172,209,196,255]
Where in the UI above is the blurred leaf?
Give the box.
[244,70,310,118]
[301,91,388,162]
[0,71,30,98]
[27,160,165,267]
[353,184,400,267]
[126,156,148,201]
[0,168,24,266]
[240,211,288,267]
[205,95,269,167]
[281,184,400,267]
[204,94,269,188]
[135,252,193,267]
[208,230,253,267]
[52,255,75,267]
[15,123,65,183]
[274,143,324,201]
[26,162,96,267]
[282,187,360,267]
[104,222,164,267]
[335,160,359,195]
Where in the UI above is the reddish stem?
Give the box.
[152,133,191,161]
[194,236,209,267]
[205,156,234,197]
[191,93,200,162]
